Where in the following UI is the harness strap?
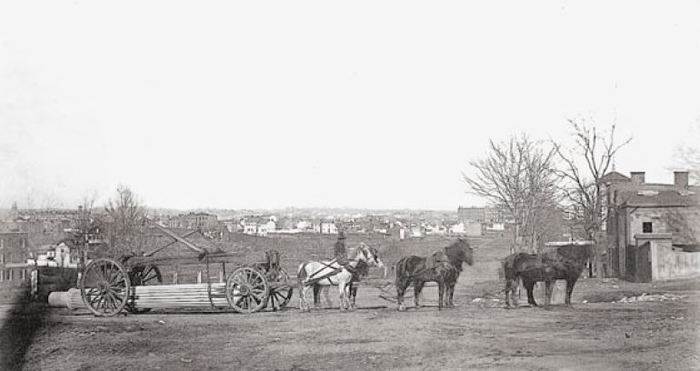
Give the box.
[306,257,362,286]
[308,259,338,280]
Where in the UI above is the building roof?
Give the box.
[600,171,630,183]
[620,189,699,208]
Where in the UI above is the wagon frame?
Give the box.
[78,221,293,316]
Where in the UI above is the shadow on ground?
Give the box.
[0,290,47,370]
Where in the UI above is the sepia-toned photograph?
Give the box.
[1,1,699,370]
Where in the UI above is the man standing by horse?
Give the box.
[333,231,348,265]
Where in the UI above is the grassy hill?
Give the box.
[140,232,511,286]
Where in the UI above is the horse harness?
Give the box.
[404,252,451,279]
[305,250,366,286]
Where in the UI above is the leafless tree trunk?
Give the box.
[552,118,632,240]
[463,134,558,252]
[73,192,99,264]
[553,119,631,277]
[105,185,146,256]
[674,122,700,184]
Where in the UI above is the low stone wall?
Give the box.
[650,241,700,281]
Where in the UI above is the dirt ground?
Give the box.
[6,275,699,371]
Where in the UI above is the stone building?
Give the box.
[168,212,219,231]
[0,232,30,283]
[604,170,699,279]
[457,206,505,223]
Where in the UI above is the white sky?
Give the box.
[1,1,698,210]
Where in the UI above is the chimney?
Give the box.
[674,171,689,188]
[630,171,645,184]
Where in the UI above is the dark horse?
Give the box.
[395,238,474,311]
[503,244,593,308]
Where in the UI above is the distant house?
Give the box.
[318,220,338,235]
[605,170,700,280]
[425,223,447,235]
[220,219,241,233]
[241,216,277,237]
[0,232,31,283]
[168,212,218,231]
[409,225,423,238]
[28,241,78,268]
[457,206,505,224]
[449,221,482,236]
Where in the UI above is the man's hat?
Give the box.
[338,231,346,239]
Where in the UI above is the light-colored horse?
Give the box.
[297,242,385,311]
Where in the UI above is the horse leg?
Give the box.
[299,283,310,311]
[312,284,321,310]
[524,279,537,306]
[437,281,445,310]
[337,281,346,311]
[505,278,517,308]
[504,279,511,308]
[565,277,578,305]
[511,279,519,308]
[396,279,408,312]
[323,286,333,308]
[349,283,358,310]
[413,281,425,309]
[544,280,553,306]
[448,280,457,307]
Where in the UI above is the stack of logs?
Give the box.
[48,283,233,310]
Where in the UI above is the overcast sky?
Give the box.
[1,1,698,211]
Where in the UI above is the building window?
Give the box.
[642,222,653,233]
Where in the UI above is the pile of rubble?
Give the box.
[613,293,687,304]
[471,296,502,308]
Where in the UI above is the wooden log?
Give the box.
[49,284,234,311]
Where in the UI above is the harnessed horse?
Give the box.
[503,244,593,308]
[394,238,474,311]
[297,242,385,311]
[312,245,387,309]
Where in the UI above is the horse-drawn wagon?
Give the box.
[77,222,293,316]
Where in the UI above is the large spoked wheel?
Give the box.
[267,268,293,311]
[80,258,131,317]
[126,264,163,314]
[226,267,269,314]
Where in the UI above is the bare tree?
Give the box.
[552,118,632,240]
[464,134,559,252]
[674,121,700,184]
[72,192,100,264]
[105,185,146,256]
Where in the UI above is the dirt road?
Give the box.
[12,277,700,371]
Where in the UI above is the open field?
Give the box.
[2,235,699,370]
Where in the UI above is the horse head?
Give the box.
[446,238,474,269]
[358,242,387,278]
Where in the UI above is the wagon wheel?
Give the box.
[126,264,163,314]
[80,258,131,317]
[267,268,293,311]
[226,267,269,314]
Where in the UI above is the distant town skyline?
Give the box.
[1,2,698,211]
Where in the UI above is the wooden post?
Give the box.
[219,270,224,283]
[172,267,178,284]
[197,271,202,284]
